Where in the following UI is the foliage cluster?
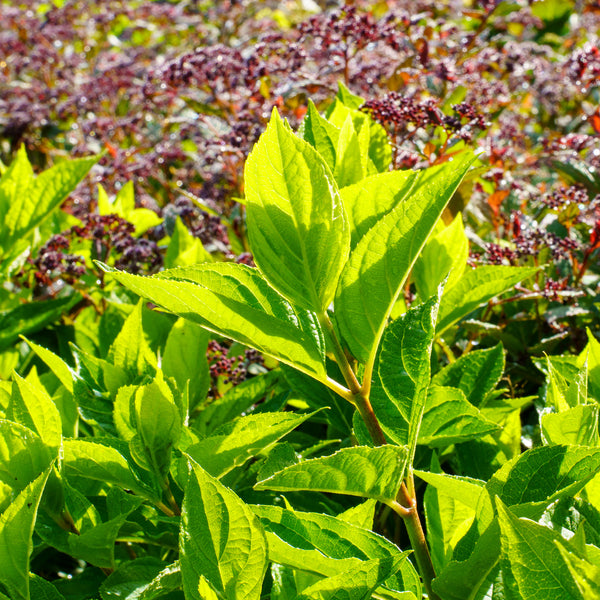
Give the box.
[1,1,600,600]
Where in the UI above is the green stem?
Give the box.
[318,311,438,597]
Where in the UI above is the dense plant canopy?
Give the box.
[1,1,600,599]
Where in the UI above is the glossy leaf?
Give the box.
[334,152,475,363]
[244,109,350,312]
[180,461,268,600]
[419,386,500,447]
[412,212,469,301]
[164,217,212,268]
[377,292,440,461]
[295,556,408,600]
[302,99,339,172]
[333,114,364,187]
[487,444,600,509]
[252,505,422,598]
[107,301,157,380]
[0,151,98,255]
[431,344,505,407]
[62,439,158,501]
[255,445,408,503]
[0,468,50,600]
[101,262,327,380]
[340,169,419,249]
[8,373,62,452]
[436,266,538,335]
[22,338,74,394]
[131,380,182,483]
[186,410,318,478]
[541,404,599,446]
[496,498,581,600]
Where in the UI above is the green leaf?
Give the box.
[162,318,210,410]
[0,146,33,225]
[333,115,364,187]
[432,520,501,600]
[165,217,212,269]
[496,498,582,600]
[419,386,500,447]
[255,445,408,503]
[0,420,54,507]
[8,373,62,452]
[252,505,421,598]
[487,444,600,510]
[340,170,419,250]
[294,556,408,600]
[556,544,600,599]
[0,295,80,352]
[244,109,350,312]
[107,301,157,380]
[432,344,505,407]
[21,337,74,394]
[302,99,340,172]
[377,292,440,461]
[28,575,66,600]
[436,266,538,335]
[130,379,182,483]
[334,152,475,363]
[180,461,268,600]
[0,468,50,600]
[579,328,600,402]
[194,370,280,436]
[62,439,158,501]
[541,404,600,446]
[422,459,482,573]
[137,562,182,600]
[99,557,167,600]
[412,212,469,301]
[1,153,99,255]
[102,262,327,380]
[186,410,318,478]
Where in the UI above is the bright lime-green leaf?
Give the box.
[136,562,182,600]
[334,152,475,363]
[377,292,440,462]
[432,344,504,407]
[1,153,98,254]
[0,420,54,512]
[419,386,500,447]
[165,217,212,269]
[0,468,50,600]
[180,461,268,600]
[252,505,422,598]
[487,444,600,509]
[193,370,280,436]
[244,109,350,312]
[0,145,33,225]
[302,99,340,172]
[496,498,581,600]
[255,445,408,503]
[9,373,62,452]
[334,115,364,187]
[102,262,326,380]
[432,520,501,600]
[436,266,538,335]
[131,380,182,483]
[21,337,74,394]
[107,301,157,380]
[542,404,599,446]
[62,439,158,501]
[337,499,378,529]
[556,544,600,599]
[340,170,419,250]
[579,328,600,402]
[162,318,210,409]
[414,470,485,512]
[295,556,408,600]
[413,212,469,301]
[186,410,318,478]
